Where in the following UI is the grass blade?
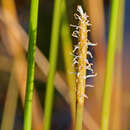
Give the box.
[24,0,39,130]
[111,0,125,129]
[43,0,61,129]
[101,0,122,129]
[1,66,18,130]
[61,0,76,128]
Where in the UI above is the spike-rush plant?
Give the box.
[70,6,97,130]
[24,0,39,130]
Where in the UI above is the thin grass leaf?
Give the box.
[43,0,62,130]
[101,0,124,129]
[1,66,18,130]
[61,0,76,128]
[24,0,39,130]
[111,0,125,129]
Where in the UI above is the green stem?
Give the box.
[116,0,125,53]
[43,0,61,129]
[24,0,39,130]
[61,0,76,129]
[76,104,83,130]
[101,0,122,129]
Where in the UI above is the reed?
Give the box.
[43,0,61,130]
[101,0,121,129]
[1,68,18,130]
[24,0,39,130]
[61,0,76,128]
[111,0,125,129]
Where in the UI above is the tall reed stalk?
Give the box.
[43,0,61,130]
[24,0,39,130]
[101,0,121,129]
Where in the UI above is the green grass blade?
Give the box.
[61,0,76,128]
[24,0,39,130]
[43,0,61,130]
[101,0,124,130]
[111,0,125,129]
[116,0,125,52]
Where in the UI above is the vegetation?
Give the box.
[0,0,126,130]
[24,0,39,130]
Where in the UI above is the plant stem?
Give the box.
[111,0,125,130]
[61,0,76,128]
[24,0,39,130]
[101,0,121,129]
[1,66,18,130]
[76,103,84,130]
[116,0,125,53]
[43,0,61,129]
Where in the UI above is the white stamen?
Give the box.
[85,59,89,64]
[82,94,88,99]
[70,24,80,29]
[69,52,77,57]
[84,73,97,79]
[86,66,94,72]
[73,56,80,62]
[87,41,97,46]
[74,13,82,21]
[72,60,79,65]
[86,22,92,26]
[73,45,79,53]
[77,5,84,16]
[87,51,93,58]
[72,30,79,38]
[85,84,94,88]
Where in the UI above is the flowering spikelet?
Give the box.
[71,5,97,105]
